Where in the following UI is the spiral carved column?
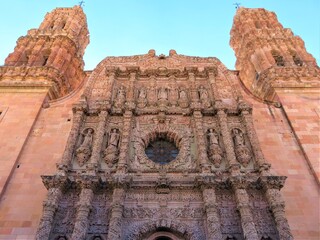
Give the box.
[107,188,126,240]
[71,185,94,240]
[202,187,223,240]
[35,187,62,240]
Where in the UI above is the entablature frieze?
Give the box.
[41,172,287,193]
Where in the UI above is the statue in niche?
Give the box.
[232,128,251,167]
[75,128,94,167]
[178,88,189,108]
[114,86,126,108]
[198,85,211,108]
[207,129,223,168]
[158,87,168,100]
[137,87,148,108]
[157,86,168,107]
[103,129,120,167]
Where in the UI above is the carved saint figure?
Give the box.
[207,129,223,168]
[178,88,189,108]
[137,87,148,108]
[158,87,168,101]
[104,129,120,167]
[198,85,211,108]
[114,86,126,108]
[232,128,251,167]
[75,128,94,167]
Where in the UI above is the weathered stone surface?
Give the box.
[0,5,318,240]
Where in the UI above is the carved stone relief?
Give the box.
[248,189,280,240]
[50,190,79,240]
[216,189,244,240]
[87,192,112,239]
[130,123,195,171]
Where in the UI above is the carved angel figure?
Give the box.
[114,86,126,108]
[232,128,251,167]
[103,129,120,167]
[207,129,223,168]
[198,85,211,108]
[75,128,94,167]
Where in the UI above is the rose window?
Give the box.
[145,134,179,165]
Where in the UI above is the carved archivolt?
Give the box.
[131,124,194,171]
[125,219,204,240]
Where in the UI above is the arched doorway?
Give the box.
[146,231,184,240]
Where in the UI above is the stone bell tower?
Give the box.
[0,5,89,211]
[230,7,320,184]
[4,5,89,99]
[230,7,319,101]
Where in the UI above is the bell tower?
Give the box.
[3,5,89,99]
[230,7,319,101]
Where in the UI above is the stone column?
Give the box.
[202,187,223,240]
[58,100,87,172]
[239,103,270,173]
[231,178,259,240]
[107,188,126,240]
[216,108,240,173]
[88,109,108,170]
[193,110,211,173]
[117,110,133,173]
[71,181,95,240]
[35,187,62,240]
[262,176,293,240]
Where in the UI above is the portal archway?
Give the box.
[146,230,184,240]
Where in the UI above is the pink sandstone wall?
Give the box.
[0,89,82,239]
[0,92,47,199]
[277,90,320,183]
[236,79,320,240]
[0,77,318,240]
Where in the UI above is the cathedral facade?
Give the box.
[0,6,319,240]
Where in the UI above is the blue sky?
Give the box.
[0,0,319,70]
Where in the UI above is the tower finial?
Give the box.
[233,2,241,9]
[79,1,85,7]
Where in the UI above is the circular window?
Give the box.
[145,137,179,165]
